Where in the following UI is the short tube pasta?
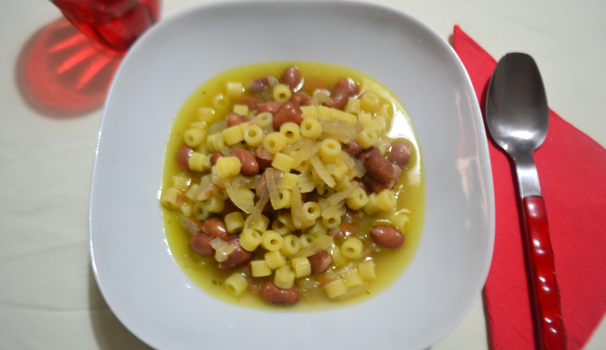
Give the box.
[263,132,287,154]
[346,188,369,210]
[184,128,205,147]
[243,125,264,147]
[251,260,272,277]
[226,82,244,98]
[341,237,363,259]
[291,257,311,278]
[172,175,190,191]
[299,234,315,247]
[225,273,248,296]
[222,126,244,145]
[344,268,364,288]
[193,202,209,220]
[249,215,270,232]
[322,213,341,229]
[300,118,322,139]
[188,152,207,172]
[280,123,300,145]
[240,229,263,251]
[261,231,284,251]
[302,202,321,221]
[256,112,273,127]
[375,190,397,211]
[274,265,295,289]
[271,219,290,236]
[320,139,341,162]
[265,250,286,270]
[280,235,301,256]
[161,188,182,209]
[273,84,292,102]
[361,91,380,112]
[233,104,248,116]
[358,128,379,148]
[272,153,294,173]
[307,221,327,236]
[282,173,299,190]
[206,196,225,213]
[225,212,244,233]
[358,260,376,281]
[325,278,347,299]
[215,157,241,178]
[213,93,230,111]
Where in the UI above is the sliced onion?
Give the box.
[311,90,331,106]
[211,238,236,262]
[267,76,279,88]
[265,168,282,209]
[178,215,201,236]
[310,155,336,188]
[291,235,334,259]
[207,120,227,136]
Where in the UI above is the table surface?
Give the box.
[1,0,605,349]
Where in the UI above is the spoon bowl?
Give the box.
[486,53,549,156]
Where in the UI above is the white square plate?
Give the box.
[90,1,495,349]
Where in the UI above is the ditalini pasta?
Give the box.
[160,62,424,309]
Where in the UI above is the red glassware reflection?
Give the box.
[51,0,160,52]
[16,19,123,117]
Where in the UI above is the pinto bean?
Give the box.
[258,101,283,115]
[202,218,229,241]
[308,250,332,274]
[307,79,329,92]
[342,208,359,225]
[260,282,299,305]
[177,145,193,170]
[371,225,405,249]
[333,223,355,240]
[190,234,214,256]
[336,78,358,94]
[366,153,396,183]
[282,67,301,90]
[218,242,253,269]
[353,177,371,195]
[273,101,303,130]
[345,140,363,158]
[221,199,239,216]
[210,152,223,166]
[239,97,261,110]
[232,149,259,176]
[249,77,269,92]
[357,147,380,165]
[327,78,359,110]
[388,142,411,166]
[255,149,274,170]
[227,113,248,127]
[370,165,401,193]
[290,92,311,107]
[328,89,351,110]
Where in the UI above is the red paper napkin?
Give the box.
[453,25,606,350]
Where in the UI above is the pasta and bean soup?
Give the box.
[160,62,424,309]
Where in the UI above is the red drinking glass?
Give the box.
[50,0,161,52]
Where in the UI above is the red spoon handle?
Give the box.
[522,196,567,350]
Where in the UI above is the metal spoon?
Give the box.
[486,53,567,350]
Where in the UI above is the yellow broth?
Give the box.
[160,61,425,310]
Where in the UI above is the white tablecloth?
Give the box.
[1,0,605,348]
